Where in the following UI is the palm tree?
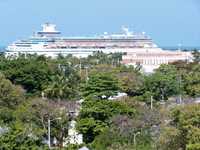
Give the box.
[43,75,74,101]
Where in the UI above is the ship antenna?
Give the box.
[178,43,182,51]
[122,26,133,36]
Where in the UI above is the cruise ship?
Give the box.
[5,23,160,58]
[5,23,192,72]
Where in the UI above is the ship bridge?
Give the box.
[37,23,61,37]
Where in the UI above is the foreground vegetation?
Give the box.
[0,51,199,150]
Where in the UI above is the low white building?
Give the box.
[63,120,83,147]
[122,48,193,72]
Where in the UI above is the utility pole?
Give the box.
[179,75,182,104]
[47,117,61,149]
[150,96,153,110]
[48,119,51,149]
[134,132,141,146]
[79,58,82,76]
[85,66,89,82]
[161,88,164,102]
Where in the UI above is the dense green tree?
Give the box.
[187,143,200,150]
[171,60,200,97]
[44,74,80,101]
[0,55,81,98]
[118,71,144,96]
[0,122,47,150]
[183,64,200,97]
[14,98,70,147]
[0,73,24,109]
[157,126,182,150]
[77,99,135,143]
[0,56,56,94]
[171,104,200,149]
[82,72,120,99]
[157,104,200,150]
[80,52,123,69]
[144,64,179,101]
[90,99,156,150]
[0,73,24,124]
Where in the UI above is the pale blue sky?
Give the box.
[0,0,200,46]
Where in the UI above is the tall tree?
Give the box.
[0,56,55,94]
[118,71,144,96]
[77,99,135,143]
[0,73,24,124]
[144,64,179,101]
[44,75,77,101]
[158,104,200,150]
[184,64,200,97]
[14,98,70,147]
[82,72,119,99]
[0,122,47,150]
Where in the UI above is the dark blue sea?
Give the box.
[162,46,200,51]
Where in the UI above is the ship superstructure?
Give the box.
[5,23,160,58]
